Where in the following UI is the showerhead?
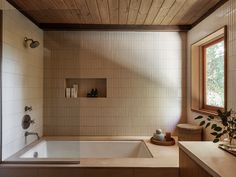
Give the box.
[24,37,40,48]
[30,40,40,48]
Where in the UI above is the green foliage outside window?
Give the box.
[205,40,224,107]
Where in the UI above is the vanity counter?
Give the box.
[179,141,236,177]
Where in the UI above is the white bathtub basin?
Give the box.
[20,140,152,158]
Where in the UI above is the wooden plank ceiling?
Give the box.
[7,0,226,30]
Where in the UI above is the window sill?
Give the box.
[191,108,218,116]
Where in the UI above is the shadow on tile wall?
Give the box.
[187,0,236,140]
[43,31,187,136]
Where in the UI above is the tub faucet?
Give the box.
[25,131,40,140]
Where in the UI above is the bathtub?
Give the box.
[3,137,179,177]
[6,138,153,163]
[21,140,152,158]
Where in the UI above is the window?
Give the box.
[202,38,225,110]
[191,26,227,115]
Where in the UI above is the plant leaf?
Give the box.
[226,110,232,117]
[211,124,217,129]
[222,121,228,126]
[211,132,218,136]
[222,130,228,134]
[205,122,211,128]
[217,109,223,116]
[195,116,203,120]
[214,127,222,132]
[213,138,220,143]
[216,133,223,138]
[209,115,214,119]
[200,120,205,126]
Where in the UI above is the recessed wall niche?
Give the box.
[65,78,107,98]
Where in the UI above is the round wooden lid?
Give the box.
[177,123,202,130]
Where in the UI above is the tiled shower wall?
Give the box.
[1,0,43,159]
[44,31,187,136]
[187,0,236,140]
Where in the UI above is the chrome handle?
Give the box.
[22,115,35,129]
[30,120,35,124]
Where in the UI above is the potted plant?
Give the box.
[195,109,236,146]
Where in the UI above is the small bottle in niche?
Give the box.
[94,88,98,97]
[87,88,98,97]
[65,88,71,98]
[73,84,78,98]
[71,88,75,98]
[91,89,95,97]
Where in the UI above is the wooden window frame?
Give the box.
[0,10,2,163]
[202,37,226,112]
[190,26,227,115]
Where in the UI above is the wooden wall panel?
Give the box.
[63,0,85,23]
[144,0,164,25]
[127,0,142,24]
[188,0,219,25]
[48,0,76,23]
[108,0,119,24]
[119,0,130,24]
[170,0,199,25]
[74,0,94,24]
[86,0,102,24]
[135,0,152,24]
[161,0,186,25]
[152,0,175,24]
[13,0,48,22]
[179,149,213,177]
[177,0,212,25]
[6,0,227,30]
[97,0,110,24]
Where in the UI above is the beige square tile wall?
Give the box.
[44,31,187,136]
[1,0,43,159]
[187,0,236,140]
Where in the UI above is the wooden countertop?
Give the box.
[1,136,179,168]
[179,141,236,177]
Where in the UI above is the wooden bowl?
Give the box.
[150,137,175,146]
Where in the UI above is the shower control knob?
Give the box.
[22,114,35,129]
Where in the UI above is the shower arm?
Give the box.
[24,37,33,42]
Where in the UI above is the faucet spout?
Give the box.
[25,131,40,140]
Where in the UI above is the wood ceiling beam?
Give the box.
[40,23,191,31]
